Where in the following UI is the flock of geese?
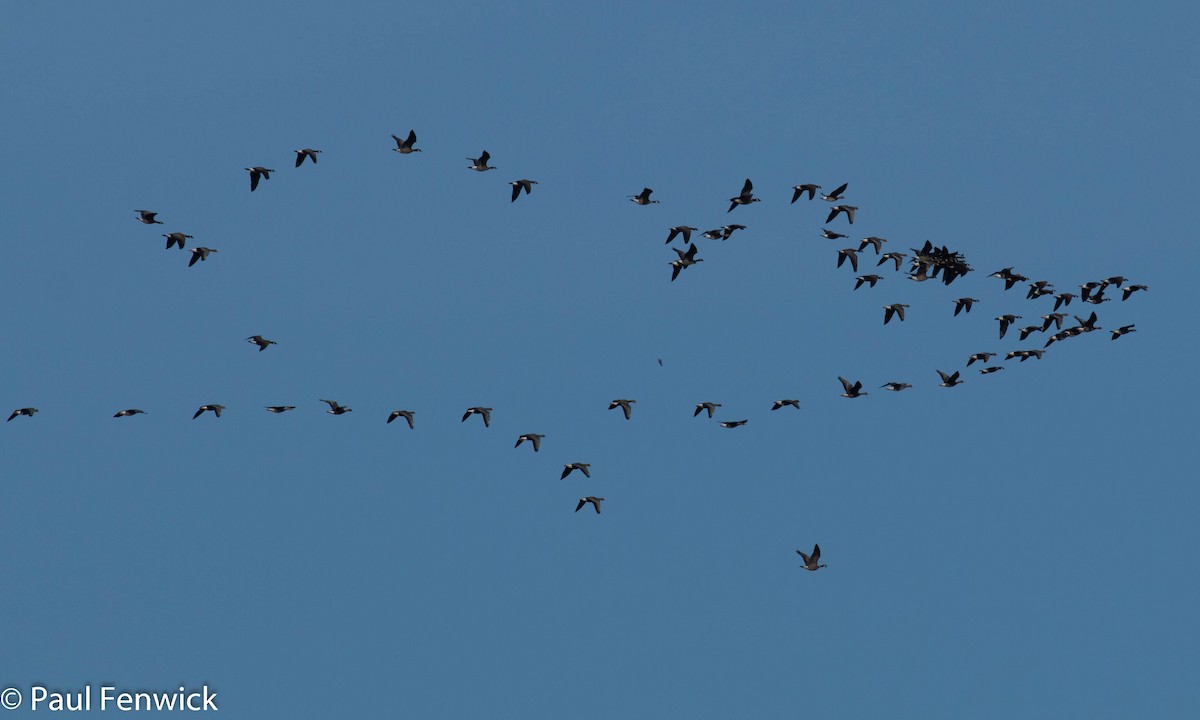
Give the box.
[14,130,1150,571]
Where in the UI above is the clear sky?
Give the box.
[2,1,1197,717]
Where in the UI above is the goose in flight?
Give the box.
[727,178,760,212]
[294,148,322,166]
[246,166,274,191]
[796,544,827,571]
[838,377,867,398]
[820,182,848,201]
[609,399,636,419]
[387,410,415,428]
[515,433,545,452]
[629,187,660,205]
[510,179,538,202]
[576,496,605,514]
[462,406,492,426]
[467,150,496,171]
[792,184,820,203]
[135,210,163,224]
[392,130,421,154]
[561,463,591,480]
[321,399,353,415]
[193,404,224,419]
[246,335,276,352]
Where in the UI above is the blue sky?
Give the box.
[2,1,1197,717]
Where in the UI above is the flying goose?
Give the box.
[265,406,296,413]
[720,224,746,240]
[694,402,722,418]
[510,179,538,202]
[163,232,192,250]
[609,399,636,419]
[193,404,224,419]
[825,205,857,224]
[392,130,421,154]
[854,274,883,290]
[953,297,979,316]
[792,184,820,203]
[575,496,605,514]
[858,236,886,254]
[321,399,353,415]
[629,187,660,205]
[135,210,163,224]
[666,226,698,244]
[880,382,912,391]
[1040,313,1068,331]
[561,463,591,480]
[1079,281,1105,301]
[771,399,801,410]
[937,370,963,387]
[878,252,906,271]
[820,182,848,201]
[1017,325,1043,341]
[719,419,748,428]
[1121,284,1148,301]
[245,166,274,192]
[387,410,415,428]
[1111,324,1136,340]
[467,151,496,171]
[727,178,760,212]
[1052,292,1076,310]
[838,376,867,398]
[1103,275,1127,289]
[883,303,909,325]
[1074,311,1101,332]
[966,352,996,366]
[989,267,1028,290]
[670,244,703,281]
[979,366,1005,374]
[294,148,322,167]
[461,406,492,426]
[113,408,146,417]
[821,229,849,240]
[796,544,827,571]
[515,433,545,451]
[7,407,38,421]
[836,248,859,272]
[1026,280,1055,300]
[188,247,219,267]
[246,335,276,351]
[996,314,1022,339]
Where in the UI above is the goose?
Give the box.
[858,236,886,254]
[966,352,996,367]
[1111,324,1136,340]
[854,274,883,290]
[1026,280,1055,300]
[694,402,722,418]
[392,130,421,154]
[1079,281,1105,301]
[1016,349,1045,361]
[163,232,192,250]
[989,267,1028,290]
[1040,313,1069,331]
[575,496,605,514]
[996,314,1022,339]
[836,248,859,272]
[821,229,848,240]
[7,407,38,421]
[820,182,848,201]
[666,226,698,244]
[188,247,219,267]
[796,544,827,571]
[246,335,276,351]
[727,178,760,212]
[192,404,224,419]
[467,151,496,171]
[771,399,801,410]
[387,410,415,428]
[515,433,545,452]
[113,409,146,418]
[880,382,912,391]
[1052,292,1076,310]
[609,399,636,419]
[838,376,867,398]
[629,187,660,205]
[1017,325,1043,341]
[719,419,748,428]
[825,205,857,224]
[294,148,322,167]
[461,406,492,426]
[321,399,352,415]
[792,184,820,203]
[1083,289,1110,305]
[670,244,703,281]
[1121,284,1149,301]
[135,210,163,224]
[937,370,963,387]
[510,179,538,202]
[245,166,274,192]
[979,366,1005,374]
[701,228,725,240]
[720,224,746,240]
[1103,275,1127,289]
[883,303,909,325]
[561,463,591,480]
[265,406,296,413]
[878,252,906,271]
[953,297,979,316]
[1074,311,1101,332]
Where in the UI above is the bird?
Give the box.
[135,210,163,224]
[880,382,912,392]
[727,178,760,212]
[575,496,605,514]
[694,402,722,418]
[246,335,276,352]
[467,151,496,171]
[1018,325,1043,341]
[826,205,857,224]
[1079,281,1105,302]
[820,182,848,201]
[996,314,1022,339]
[719,224,746,240]
[966,352,996,367]
[836,248,859,272]
[1026,280,1055,300]
[265,406,296,413]
[878,252,906,271]
[294,148,322,167]
[113,408,146,418]
[792,184,820,203]
[387,410,415,428]
[321,399,353,415]
[796,544,827,571]
[192,404,224,419]
[515,433,545,451]
[670,244,703,281]
[163,232,192,250]
[719,419,748,428]
[1122,284,1149,301]
[1040,313,1068,331]
[1083,289,1110,305]
[629,187,660,205]
[937,370,963,387]
[771,399,801,410]
[509,179,538,202]
[980,366,1005,374]
[858,237,887,255]
[953,297,979,316]
[989,268,1028,290]
[188,247,219,267]
[666,226,698,244]
[7,407,38,421]
[461,406,492,426]
[392,130,421,154]
[245,166,274,191]
[821,229,849,240]
[883,303,909,325]
[1111,324,1136,340]
[1074,311,1101,332]
[838,377,867,398]
[1103,275,1127,289]
[561,463,591,480]
[854,274,883,290]
[609,399,636,419]
[1053,292,1076,311]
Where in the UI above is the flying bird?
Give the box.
[321,399,353,415]
[966,352,996,366]
[113,409,146,418]
[727,178,760,212]
[467,151,496,171]
[881,382,912,392]
[246,335,276,352]
[245,166,274,191]
[510,179,538,202]
[719,419,748,428]
[796,544,827,571]
[821,229,848,240]
[694,402,722,418]
[826,205,857,224]
[771,399,801,410]
[1053,293,1076,311]
[265,406,296,413]
[515,433,545,452]
[629,187,660,205]
[838,376,867,398]
[1111,324,1136,340]
[462,406,492,426]
[979,366,1005,375]
[7,407,38,421]
[858,236,887,254]
[561,463,591,480]
[996,314,1022,339]
[294,148,322,167]
[937,370,963,387]
[666,226,698,244]
[791,184,820,203]
[854,274,883,290]
[387,410,415,428]
[193,404,224,419]
[1122,284,1149,301]
[953,297,979,316]
[135,210,163,224]
[836,248,859,272]
[878,252,906,271]
[188,247,219,267]
[883,303,909,325]
[609,399,636,419]
[163,232,192,250]
[820,183,848,201]
[575,496,605,514]
[392,130,421,154]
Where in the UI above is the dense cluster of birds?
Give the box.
[17,131,1151,571]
